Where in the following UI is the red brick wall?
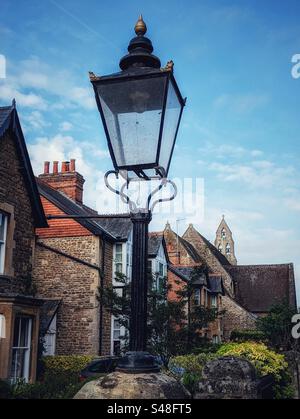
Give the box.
[36,197,92,238]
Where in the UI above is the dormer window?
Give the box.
[226,243,231,254]
[221,228,226,239]
[0,212,8,274]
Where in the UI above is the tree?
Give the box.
[98,267,219,366]
[256,302,299,351]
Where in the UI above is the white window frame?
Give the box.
[211,295,218,308]
[194,289,201,306]
[10,316,33,383]
[43,315,57,356]
[0,212,8,274]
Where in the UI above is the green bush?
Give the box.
[42,355,94,374]
[169,353,217,395]
[230,330,266,343]
[11,371,86,400]
[216,342,287,381]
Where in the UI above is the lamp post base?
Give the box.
[74,371,191,400]
[116,351,160,374]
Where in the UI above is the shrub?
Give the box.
[230,330,266,343]
[42,355,94,374]
[216,342,287,381]
[169,353,217,395]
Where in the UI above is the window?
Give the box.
[226,243,231,255]
[114,243,123,276]
[112,318,122,356]
[0,314,5,338]
[43,315,57,356]
[218,244,222,252]
[212,335,220,344]
[0,212,8,274]
[211,295,218,308]
[158,262,164,277]
[10,316,32,383]
[194,289,201,306]
[126,232,133,280]
[221,228,226,239]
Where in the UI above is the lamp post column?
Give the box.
[129,211,151,352]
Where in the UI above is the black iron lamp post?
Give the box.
[90,16,186,373]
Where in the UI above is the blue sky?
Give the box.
[0,0,300,301]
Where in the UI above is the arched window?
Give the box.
[226,243,231,254]
[218,244,223,252]
[221,228,226,239]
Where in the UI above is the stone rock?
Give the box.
[195,356,259,399]
[74,371,190,400]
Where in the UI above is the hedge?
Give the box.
[42,355,94,373]
[230,330,266,342]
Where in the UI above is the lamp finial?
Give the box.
[135,15,147,36]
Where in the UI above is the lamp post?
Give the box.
[90,16,186,373]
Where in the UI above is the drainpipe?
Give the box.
[99,240,105,356]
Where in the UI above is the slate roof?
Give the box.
[208,275,225,295]
[225,264,296,313]
[196,231,231,267]
[179,237,204,264]
[39,299,61,335]
[37,179,120,241]
[168,266,208,287]
[148,233,164,257]
[95,216,132,241]
[0,104,47,227]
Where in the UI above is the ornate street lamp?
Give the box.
[90,16,186,373]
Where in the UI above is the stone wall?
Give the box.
[33,236,103,355]
[195,356,261,399]
[100,240,113,356]
[0,131,35,283]
[222,295,257,340]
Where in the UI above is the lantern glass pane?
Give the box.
[158,79,182,173]
[96,76,166,168]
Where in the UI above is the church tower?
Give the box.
[214,216,237,265]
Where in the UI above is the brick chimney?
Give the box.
[39,159,85,205]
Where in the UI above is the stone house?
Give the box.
[164,220,297,340]
[0,103,48,383]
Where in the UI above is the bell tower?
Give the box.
[215,215,237,265]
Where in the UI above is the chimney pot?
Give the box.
[44,161,50,175]
[70,159,76,172]
[61,162,68,173]
[53,161,59,174]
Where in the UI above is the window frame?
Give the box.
[10,316,33,383]
[0,212,8,275]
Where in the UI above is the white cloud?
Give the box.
[285,198,300,212]
[0,84,47,110]
[22,111,51,131]
[0,56,94,111]
[198,142,264,160]
[213,93,269,113]
[59,121,73,132]
[209,160,295,189]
